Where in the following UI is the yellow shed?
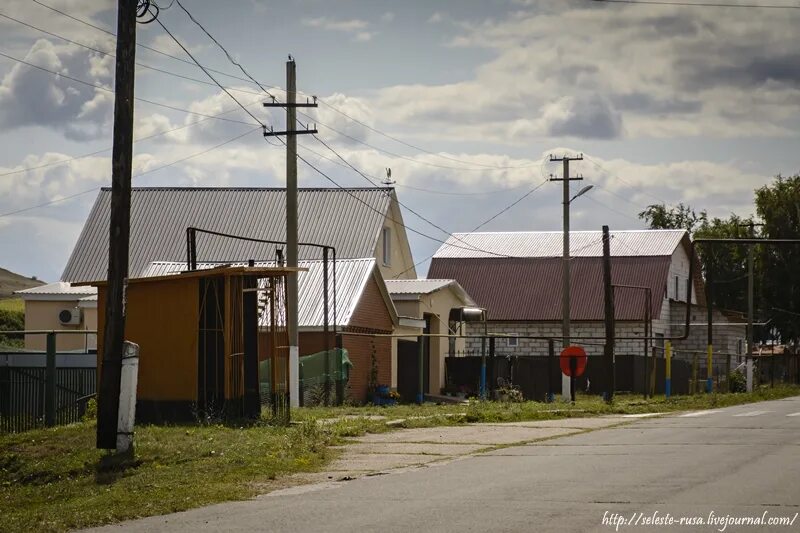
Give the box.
[85,265,299,423]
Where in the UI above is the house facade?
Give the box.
[428,230,746,374]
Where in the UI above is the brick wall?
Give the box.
[342,272,394,402]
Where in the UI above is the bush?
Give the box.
[728,369,747,393]
[0,308,24,348]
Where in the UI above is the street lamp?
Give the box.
[550,154,589,401]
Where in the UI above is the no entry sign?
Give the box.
[560,346,587,377]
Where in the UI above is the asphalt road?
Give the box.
[89,396,800,533]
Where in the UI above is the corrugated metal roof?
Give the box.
[62,187,393,283]
[432,230,687,259]
[385,279,455,295]
[15,282,96,296]
[143,258,377,328]
[428,256,671,321]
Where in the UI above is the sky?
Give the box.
[0,0,799,282]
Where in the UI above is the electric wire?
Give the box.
[593,0,800,8]
[0,50,258,125]
[0,97,264,178]
[0,126,262,219]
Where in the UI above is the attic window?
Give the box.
[382,227,391,266]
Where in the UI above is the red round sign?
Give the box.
[560,346,588,377]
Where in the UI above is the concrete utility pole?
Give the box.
[738,221,764,393]
[264,59,317,409]
[602,225,615,403]
[97,0,137,450]
[550,154,584,400]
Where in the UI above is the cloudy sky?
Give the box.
[1,0,798,282]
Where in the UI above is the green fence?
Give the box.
[258,348,351,407]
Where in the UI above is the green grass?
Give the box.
[1,386,797,532]
[0,298,23,313]
[0,420,338,532]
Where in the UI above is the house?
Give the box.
[385,279,475,400]
[24,186,472,403]
[428,229,746,372]
[15,282,97,352]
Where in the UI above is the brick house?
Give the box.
[428,229,746,373]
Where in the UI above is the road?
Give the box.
[88,397,800,532]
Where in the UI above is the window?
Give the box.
[674,276,680,300]
[507,336,518,348]
[382,227,391,266]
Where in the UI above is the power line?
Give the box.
[0,97,264,178]
[593,0,800,8]
[152,18,266,127]
[393,178,552,278]
[0,49,258,125]
[290,144,515,258]
[315,100,542,171]
[311,134,509,256]
[172,0,277,100]
[29,0,274,88]
[30,0,546,173]
[0,126,262,219]
[0,11,266,98]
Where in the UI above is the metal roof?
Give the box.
[385,279,456,295]
[428,256,671,321]
[62,187,394,283]
[143,259,378,328]
[15,282,96,297]
[432,230,687,259]
[385,278,476,306]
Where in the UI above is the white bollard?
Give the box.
[746,357,753,393]
[117,341,140,454]
[289,346,299,408]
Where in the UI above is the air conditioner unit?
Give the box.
[58,308,82,326]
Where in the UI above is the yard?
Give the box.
[1,385,798,532]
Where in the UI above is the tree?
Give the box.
[638,203,707,233]
[755,175,800,344]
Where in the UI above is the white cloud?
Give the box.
[301,17,375,42]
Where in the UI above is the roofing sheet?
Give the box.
[427,256,671,321]
[143,258,376,328]
[62,187,393,283]
[15,282,96,296]
[433,230,687,259]
[385,279,455,295]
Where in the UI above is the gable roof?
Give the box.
[61,187,394,283]
[142,258,397,329]
[385,279,475,305]
[433,229,687,259]
[428,256,671,321]
[15,281,96,301]
[428,229,699,322]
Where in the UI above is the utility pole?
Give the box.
[739,221,764,393]
[550,154,583,400]
[97,0,137,450]
[602,225,615,403]
[264,58,317,409]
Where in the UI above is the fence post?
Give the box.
[45,332,56,427]
[665,341,672,398]
[547,339,555,403]
[746,355,754,393]
[691,353,698,395]
[488,336,496,398]
[335,334,344,405]
[417,335,424,405]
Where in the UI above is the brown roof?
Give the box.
[427,256,672,321]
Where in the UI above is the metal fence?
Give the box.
[0,331,97,434]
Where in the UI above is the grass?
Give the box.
[0,298,23,313]
[1,385,798,532]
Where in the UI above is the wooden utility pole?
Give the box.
[738,221,764,389]
[97,0,137,450]
[550,154,584,400]
[264,59,317,409]
[602,225,615,403]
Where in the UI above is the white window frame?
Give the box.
[382,227,391,266]
[507,336,518,348]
